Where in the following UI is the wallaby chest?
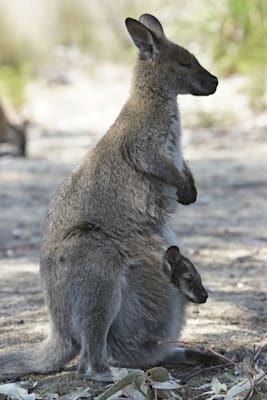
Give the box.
[165,102,184,174]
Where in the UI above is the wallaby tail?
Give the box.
[0,332,78,378]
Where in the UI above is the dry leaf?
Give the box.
[59,388,92,400]
[0,383,35,400]
[152,380,180,390]
[211,377,227,394]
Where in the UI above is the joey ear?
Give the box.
[139,14,165,39]
[162,260,172,278]
[125,17,158,59]
[164,246,181,268]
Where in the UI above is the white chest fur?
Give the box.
[165,100,185,175]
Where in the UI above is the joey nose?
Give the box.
[199,292,208,303]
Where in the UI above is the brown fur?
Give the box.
[0,102,27,156]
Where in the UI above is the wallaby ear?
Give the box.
[139,14,165,39]
[125,17,158,59]
[164,246,181,268]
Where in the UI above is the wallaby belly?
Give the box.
[107,264,185,367]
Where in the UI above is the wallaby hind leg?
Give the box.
[162,347,223,366]
[77,280,122,382]
[65,237,123,382]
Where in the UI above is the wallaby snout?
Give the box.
[192,287,208,304]
[166,45,218,97]
[180,274,208,304]
[190,65,218,96]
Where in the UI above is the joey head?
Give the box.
[163,246,208,304]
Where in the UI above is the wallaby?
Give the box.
[108,246,217,371]
[0,14,218,381]
[0,102,27,157]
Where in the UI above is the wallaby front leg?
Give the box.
[130,140,197,204]
[135,150,186,188]
[149,153,186,188]
[143,153,197,205]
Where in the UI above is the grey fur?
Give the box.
[108,246,211,369]
[0,14,218,381]
[0,102,27,157]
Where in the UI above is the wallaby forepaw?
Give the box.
[177,186,197,205]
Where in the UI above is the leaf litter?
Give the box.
[0,346,266,399]
[0,383,35,400]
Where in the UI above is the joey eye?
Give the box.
[180,62,191,68]
[182,274,192,282]
[183,278,192,284]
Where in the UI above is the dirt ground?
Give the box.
[0,66,266,399]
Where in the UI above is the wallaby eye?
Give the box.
[180,62,191,68]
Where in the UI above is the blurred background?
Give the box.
[0,0,266,132]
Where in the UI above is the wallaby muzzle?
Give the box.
[192,69,218,96]
[184,288,208,304]
[197,291,208,303]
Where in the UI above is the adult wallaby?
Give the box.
[0,14,218,381]
[0,102,27,157]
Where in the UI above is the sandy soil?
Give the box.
[0,66,266,398]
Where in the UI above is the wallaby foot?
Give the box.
[78,363,113,382]
[78,345,111,381]
[77,310,117,383]
[162,347,223,366]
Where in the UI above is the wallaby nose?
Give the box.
[213,76,218,86]
[210,75,218,93]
